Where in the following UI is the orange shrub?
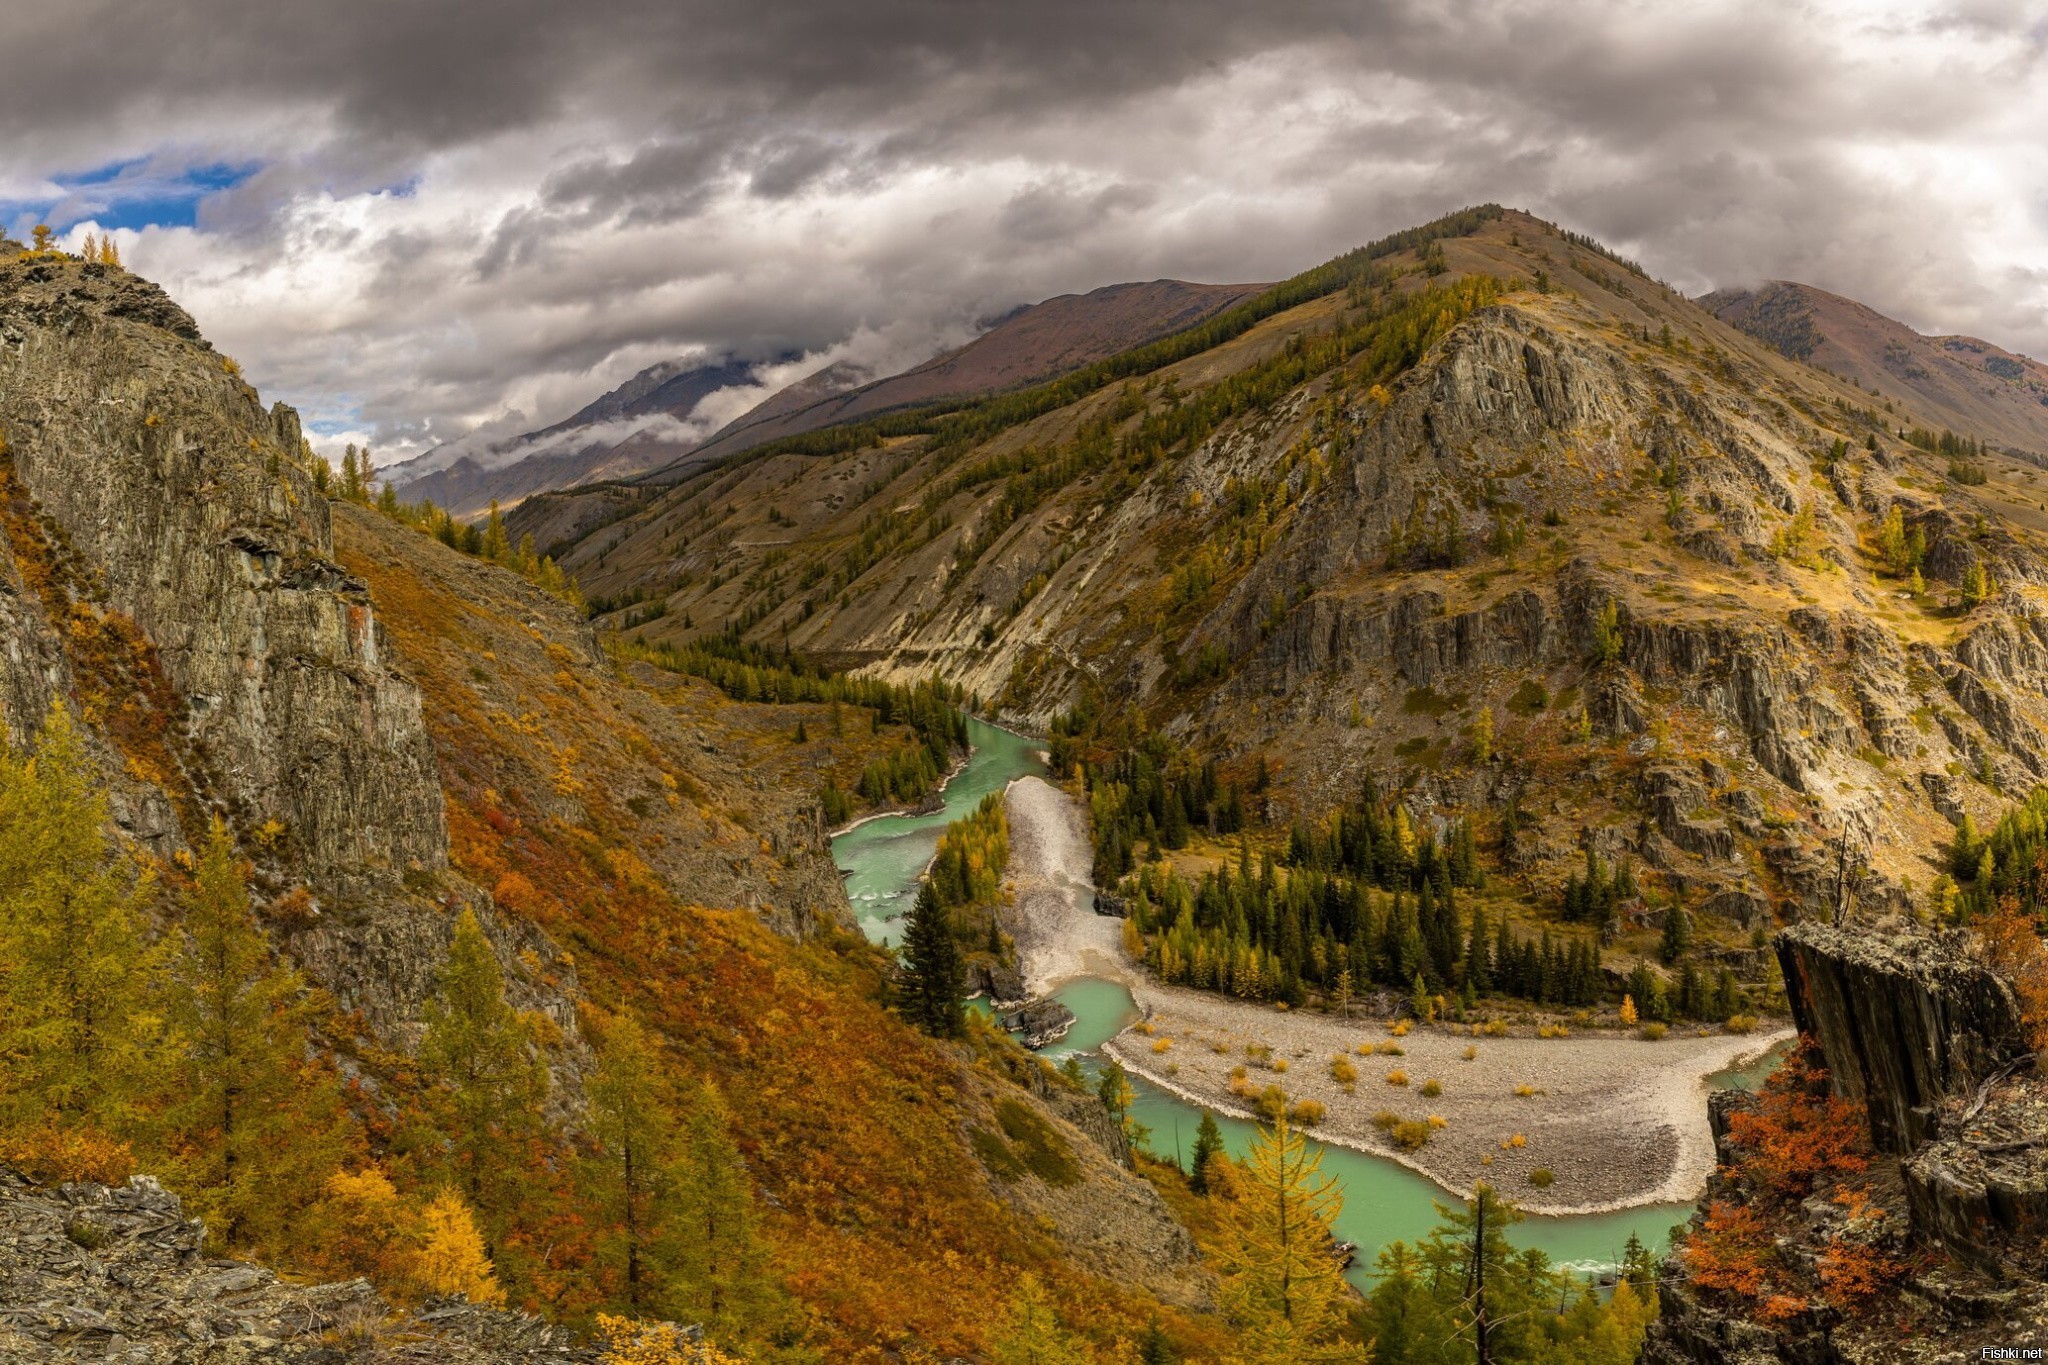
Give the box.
[1722,1042,1870,1200]
[1817,1238,1909,1311]
[0,1123,135,1186]
[1683,1201,1773,1298]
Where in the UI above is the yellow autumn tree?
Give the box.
[413,1188,504,1306]
[0,704,163,1141]
[417,907,548,1244]
[1619,994,1638,1026]
[988,1273,1095,1365]
[162,818,353,1255]
[306,1166,421,1286]
[1213,1113,1371,1364]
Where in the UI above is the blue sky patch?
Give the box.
[5,155,261,235]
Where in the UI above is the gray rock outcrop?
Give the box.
[0,1167,600,1363]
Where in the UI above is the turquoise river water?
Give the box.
[831,719,1770,1285]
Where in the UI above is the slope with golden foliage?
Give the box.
[333,503,1226,1360]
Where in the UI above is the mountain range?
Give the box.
[386,277,1263,519]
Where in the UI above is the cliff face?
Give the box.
[0,254,444,898]
[1778,923,2030,1153]
[1643,923,2048,1363]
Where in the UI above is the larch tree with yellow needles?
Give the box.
[1213,1113,1371,1364]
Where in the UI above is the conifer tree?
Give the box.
[1214,1113,1369,1362]
[1361,1241,1460,1365]
[480,500,511,563]
[413,1188,505,1305]
[667,1080,771,1333]
[1189,1111,1226,1195]
[899,881,964,1038]
[1464,903,1492,993]
[586,1013,678,1311]
[1659,903,1691,965]
[163,818,350,1252]
[0,704,160,1134]
[1964,559,1995,610]
[418,908,548,1239]
[1137,1318,1178,1365]
[990,1273,1094,1365]
[340,445,362,501]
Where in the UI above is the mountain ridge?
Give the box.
[1703,278,2048,457]
[389,278,1265,520]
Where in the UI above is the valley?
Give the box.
[5,196,2048,1363]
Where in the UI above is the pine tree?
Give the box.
[0,704,161,1134]
[413,1189,504,1305]
[340,445,362,501]
[989,1273,1094,1365]
[899,882,964,1038]
[163,818,350,1252]
[586,1013,678,1311]
[1189,1111,1226,1195]
[1659,904,1691,965]
[1097,1057,1145,1151]
[1137,1318,1178,1365]
[666,1080,772,1333]
[1964,559,1995,610]
[1464,903,1492,993]
[480,500,511,563]
[1590,599,1624,665]
[417,908,548,1240]
[1361,1241,1460,1365]
[1214,1113,1369,1363]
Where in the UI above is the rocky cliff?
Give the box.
[1642,923,2048,1363]
[0,254,444,896]
[0,251,591,1060]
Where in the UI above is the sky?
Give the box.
[4,0,2046,466]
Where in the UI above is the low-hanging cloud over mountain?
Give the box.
[5,0,2045,461]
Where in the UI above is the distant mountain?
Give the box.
[393,278,1268,519]
[667,278,1267,473]
[1702,280,2048,457]
[382,355,770,518]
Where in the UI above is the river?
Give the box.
[831,718,1760,1284]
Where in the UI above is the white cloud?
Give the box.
[5,0,2044,458]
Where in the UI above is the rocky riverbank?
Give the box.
[1004,775,1129,996]
[1104,989,1790,1214]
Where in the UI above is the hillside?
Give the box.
[0,247,1227,1360]
[1703,280,2048,458]
[534,206,2048,953]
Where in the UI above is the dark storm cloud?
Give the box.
[5,1,2044,458]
